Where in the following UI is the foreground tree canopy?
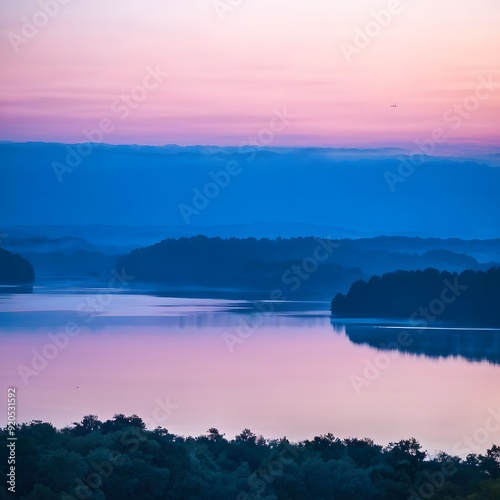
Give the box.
[331,267,500,325]
[1,415,499,499]
[0,247,35,284]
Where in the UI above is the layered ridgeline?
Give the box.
[115,236,500,297]
[331,268,500,325]
[2,228,499,281]
[0,248,35,284]
[2,143,500,240]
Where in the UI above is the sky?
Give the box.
[0,0,499,148]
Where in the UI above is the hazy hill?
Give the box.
[1,142,499,239]
[116,235,362,297]
[0,247,35,284]
[1,227,498,283]
[115,236,500,298]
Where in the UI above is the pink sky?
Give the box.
[0,0,499,147]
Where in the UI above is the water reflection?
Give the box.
[0,284,33,294]
[1,291,499,456]
[331,319,500,365]
[0,292,327,327]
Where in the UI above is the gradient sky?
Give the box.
[0,0,499,147]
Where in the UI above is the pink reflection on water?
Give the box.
[1,307,499,456]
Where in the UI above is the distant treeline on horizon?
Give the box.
[1,234,500,300]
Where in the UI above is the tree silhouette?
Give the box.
[1,415,499,498]
[332,267,500,325]
[0,247,35,284]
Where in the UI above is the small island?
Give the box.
[0,247,35,285]
[331,267,500,326]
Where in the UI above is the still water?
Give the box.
[1,285,499,457]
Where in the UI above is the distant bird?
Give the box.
[390,102,398,108]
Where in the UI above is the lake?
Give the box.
[1,283,499,457]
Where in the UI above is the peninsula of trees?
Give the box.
[331,268,500,325]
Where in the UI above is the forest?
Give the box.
[115,235,362,296]
[331,267,500,325]
[2,233,499,292]
[113,236,499,298]
[1,415,499,499]
[0,247,34,285]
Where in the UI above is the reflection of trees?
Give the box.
[332,320,500,365]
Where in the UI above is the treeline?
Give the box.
[116,235,362,296]
[115,236,500,297]
[4,233,499,283]
[331,267,500,325]
[1,414,499,499]
[0,247,35,284]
